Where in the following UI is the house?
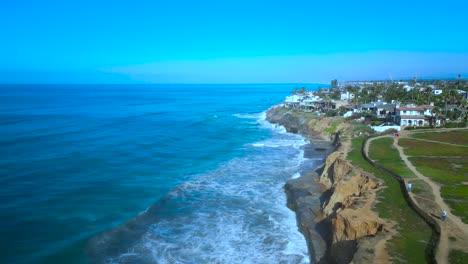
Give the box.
[299,97,320,111]
[432,88,443,95]
[315,100,336,112]
[375,104,396,119]
[341,104,357,117]
[360,102,380,112]
[403,85,414,91]
[284,95,302,108]
[360,101,393,117]
[456,89,468,99]
[340,91,355,100]
[394,103,442,126]
[319,88,330,94]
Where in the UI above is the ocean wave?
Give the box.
[233,113,262,119]
[87,129,317,264]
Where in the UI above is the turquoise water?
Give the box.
[0,84,327,263]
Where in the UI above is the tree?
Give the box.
[329,88,341,100]
[441,88,464,119]
[299,87,306,95]
[458,74,462,90]
[383,83,406,102]
[344,85,359,102]
[331,79,338,88]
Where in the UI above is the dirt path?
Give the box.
[364,135,396,263]
[410,137,468,148]
[393,132,468,263]
[365,133,468,263]
[373,220,396,264]
[364,135,389,162]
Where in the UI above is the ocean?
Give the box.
[0,84,328,263]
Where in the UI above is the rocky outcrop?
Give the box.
[319,153,379,216]
[267,106,385,264]
[266,106,353,143]
[332,211,383,242]
[318,152,384,263]
[318,152,353,189]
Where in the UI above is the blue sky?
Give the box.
[1,0,467,83]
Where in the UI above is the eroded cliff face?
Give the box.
[319,152,379,216]
[318,152,353,189]
[266,106,354,143]
[318,151,384,263]
[267,106,385,264]
[319,151,385,263]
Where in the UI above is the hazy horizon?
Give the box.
[2,0,468,84]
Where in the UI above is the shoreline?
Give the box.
[266,105,385,263]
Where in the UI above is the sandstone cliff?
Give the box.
[267,106,385,264]
[318,151,384,263]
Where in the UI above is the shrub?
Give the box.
[445,121,467,128]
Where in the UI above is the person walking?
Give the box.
[442,210,447,221]
[407,182,412,192]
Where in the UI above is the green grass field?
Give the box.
[449,249,468,264]
[398,130,468,224]
[348,137,432,263]
[411,130,468,145]
[409,156,468,224]
[368,137,416,179]
[398,138,468,156]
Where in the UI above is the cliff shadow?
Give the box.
[315,216,358,264]
[319,188,333,208]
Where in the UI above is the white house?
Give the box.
[456,89,468,99]
[284,95,302,107]
[432,88,443,95]
[340,91,355,101]
[394,104,442,126]
[300,97,320,111]
[403,85,414,91]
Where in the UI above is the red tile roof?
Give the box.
[400,115,426,119]
[397,105,434,111]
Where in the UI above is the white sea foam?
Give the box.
[105,120,321,264]
[250,136,307,149]
[233,113,262,119]
[291,172,301,179]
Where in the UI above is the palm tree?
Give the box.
[299,87,306,95]
[460,99,468,122]
[458,74,462,90]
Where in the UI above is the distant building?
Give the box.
[284,95,301,108]
[456,89,468,99]
[432,88,443,95]
[340,91,355,101]
[376,104,396,119]
[403,85,414,91]
[359,101,395,119]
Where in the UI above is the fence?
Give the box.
[362,136,441,264]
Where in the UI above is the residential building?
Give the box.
[284,95,302,108]
[432,88,443,95]
[394,103,442,126]
[340,91,355,101]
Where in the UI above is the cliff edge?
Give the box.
[267,106,386,264]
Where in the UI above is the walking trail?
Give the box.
[365,131,468,264]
